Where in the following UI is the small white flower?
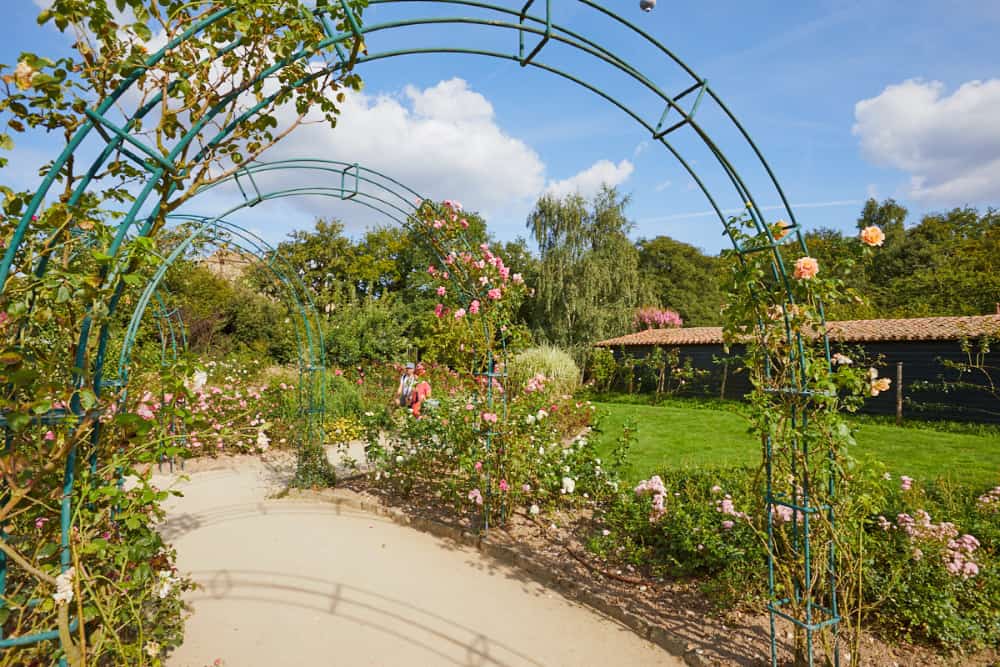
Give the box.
[602,529,611,536]
[561,477,576,494]
[525,414,536,425]
[364,411,374,417]
[395,455,404,463]
[256,429,270,451]
[529,504,540,515]
[145,641,161,658]
[536,409,548,421]
[53,566,75,605]
[156,570,178,599]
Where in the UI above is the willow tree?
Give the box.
[526,186,651,357]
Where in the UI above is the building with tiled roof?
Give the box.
[594,314,1000,424]
[595,314,1000,348]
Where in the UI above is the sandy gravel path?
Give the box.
[154,458,683,667]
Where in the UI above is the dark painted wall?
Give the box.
[607,340,1000,423]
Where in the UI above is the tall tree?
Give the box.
[637,235,723,326]
[526,186,650,355]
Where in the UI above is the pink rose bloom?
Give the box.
[474,461,483,471]
[460,219,469,229]
[334,369,343,376]
[793,256,819,280]
[522,483,531,493]
[432,220,444,229]
[444,253,455,265]
[469,300,480,314]
[427,265,437,275]
[465,403,474,411]
[444,199,463,211]
[434,303,444,318]
[721,520,735,530]
[481,412,498,423]
[454,308,466,319]
[900,475,913,491]
[487,288,502,300]
[860,225,885,247]
[436,286,446,296]
[468,488,483,505]
[499,266,510,281]
[44,430,55,441]
[499,479,509,492]
[512,273,524,284]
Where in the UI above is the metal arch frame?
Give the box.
[0,3,837,664]
[117,215,329,464]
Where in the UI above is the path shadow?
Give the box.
[184,568,546,667]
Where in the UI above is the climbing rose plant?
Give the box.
[0,1,365,663]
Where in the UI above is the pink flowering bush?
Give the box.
[590,439,1000,649]
[632,306,683,331]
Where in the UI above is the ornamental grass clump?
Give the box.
[508,345,581,397]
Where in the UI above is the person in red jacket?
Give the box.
[410,378,432,417]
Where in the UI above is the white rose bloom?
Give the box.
[561,477,576,494]
[536,409,548,420]
[156,570,178,599]
[188,370,208,393]
[53,566,75,605]
[145,641,161,658]
[529,504,540,515]
[525,414,536,425]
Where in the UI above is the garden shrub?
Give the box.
[509,345,581,397]
[589,455,1000,650]
[326,372,364,419]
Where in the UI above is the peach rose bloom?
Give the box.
[860,225,885,247]
[772,219,791,241]
[793,256,819,280]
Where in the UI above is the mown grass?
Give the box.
[591,399,1000,489]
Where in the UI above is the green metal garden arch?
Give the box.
[0,3,837,664]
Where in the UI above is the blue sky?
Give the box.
[3,1,999,254]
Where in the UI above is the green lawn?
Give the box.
[592,401,1000,489]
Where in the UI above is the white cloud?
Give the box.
[543,159,634,199]
[852,78,1000,204]
[264,77,546,218]
[654,179,672,192]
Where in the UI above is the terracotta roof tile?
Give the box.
[595,315,1000,347]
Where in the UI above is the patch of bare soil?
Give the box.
[339,476,1000,667]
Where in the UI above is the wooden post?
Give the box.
[896,361,903,425]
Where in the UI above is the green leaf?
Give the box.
[0,134,13,151]
[133,22,152,42]
[38,542,58,559]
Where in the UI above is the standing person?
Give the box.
[394,362,417,409]
[411,377,432,418]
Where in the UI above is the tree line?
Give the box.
[156,190,999,366]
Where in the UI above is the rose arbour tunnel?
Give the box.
[1,3,838,664]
